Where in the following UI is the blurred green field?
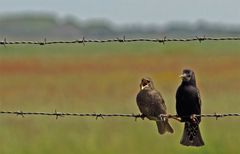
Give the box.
[0,42,240,154]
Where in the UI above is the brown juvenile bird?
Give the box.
[136,77,174,134]
[176,69,204,146]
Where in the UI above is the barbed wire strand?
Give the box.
[0,110,239,121]
[1,36,240,46]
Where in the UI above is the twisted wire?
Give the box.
[0,110,239,120]
[1,36,240,46]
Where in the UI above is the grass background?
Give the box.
[0,42,240,154]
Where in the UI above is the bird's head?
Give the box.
[179,69,196,85]
[139,77,154,90]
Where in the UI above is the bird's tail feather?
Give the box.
[156,120,174,134]
[180,122,204,147]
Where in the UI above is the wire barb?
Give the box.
[1,37,7,47]
[16,110,24,118]
[82,36,85,46]
[96,114,104,120]
[54,110,64,119]
[196,36,206,43]
[117,36,126,43]
[39,38,47,46]
[161,36,167,44]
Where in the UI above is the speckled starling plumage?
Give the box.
[136,77,174,134]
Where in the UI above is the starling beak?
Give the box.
[179,73,187,78]
[136,77,174,135]
[176,69,204,146]
[139,77,154,90]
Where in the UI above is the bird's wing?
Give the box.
[136,90,152,115]
[150,90,167,114]
[176,86,183,116]
[176,85,202,117]
[136,89,167,117]
[195,88,202,113]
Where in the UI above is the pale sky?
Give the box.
[1,0,239,25]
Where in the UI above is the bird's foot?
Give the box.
[158,114,165,121]
[190,114,199,124]
[140,114,146,120]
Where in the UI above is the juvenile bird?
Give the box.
[176,69,204,146]
[136,77,174,134]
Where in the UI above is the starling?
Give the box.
[176,69,204,146]
[136,77,174,134]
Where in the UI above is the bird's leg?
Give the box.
[140,114,146,120]
[190,114,199,124]
[158,114,165,121]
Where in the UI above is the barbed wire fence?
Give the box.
[1,36,240,46]
[1,36,240,122]
[0,110,239,121]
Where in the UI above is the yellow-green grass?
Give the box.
[0,42,240,154]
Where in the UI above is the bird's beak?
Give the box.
[140,84,148,90]
[179,73,187,78]
[140,80,149,90]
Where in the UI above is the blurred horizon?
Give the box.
[1,0,240,25]
[1,0,240,39]
[1,12,240,40]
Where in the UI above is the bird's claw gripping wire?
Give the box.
[158,114,166,121]
[140,114,146,120]
[190,114,200,124]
